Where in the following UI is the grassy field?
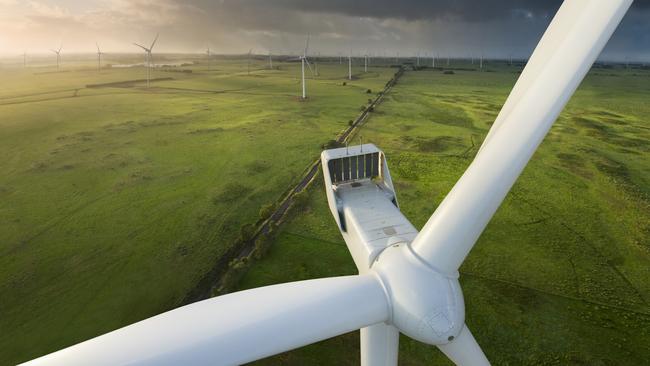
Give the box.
[238,65,650,364]
[0,55,398,364]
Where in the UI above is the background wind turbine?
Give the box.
[268,50,273,69]
[95,43,104,72]
[247,49,252,75]
[133,33,159,88]
[348,50,352,80]
[206,47,211,71]
[22,1,633,366]
[299,35,315,99]
[50,44,62,70]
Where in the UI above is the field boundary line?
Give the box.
[182,66,405,304]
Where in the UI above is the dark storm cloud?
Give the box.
[1,0,648,60]
[216,0,563,22]
[213,0,650,22]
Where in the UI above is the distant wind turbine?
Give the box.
[133,33,159,88]
[268,51,273,69]
[206,47,211,71]
[364,53,368,72]
[247,49,253,75]
[96,43,105,72]
[348,50,352,80]
[299,35,315,99]
[432,51,435,68]
[51,44,62,69]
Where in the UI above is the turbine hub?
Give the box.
[372,241,465,345]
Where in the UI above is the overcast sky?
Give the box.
[0,0,648,61]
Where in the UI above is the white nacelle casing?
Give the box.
[321,144,465,345]
[321,144,417,271]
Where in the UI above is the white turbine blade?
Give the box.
[303,34,310,57]
[150,33,159,50]
[437,325,490,366]
[360,323,399,366]
[305,57,315,76]
[22,275,388,366]
[410,0,632,274]
[133,43,149,52]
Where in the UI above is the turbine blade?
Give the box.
[437,325,490,366]
[305,57,315,76]
[361,323,399,366]
[22,275,388,366]
[304,33,310,57]
[133,43,148,52]
[150,33,159,50]
[409,0,632,274]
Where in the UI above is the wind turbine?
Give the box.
[96,43,104,72]
[364,53,368,72]
[247,49,252,75]
[50,44,62,70]
[268,51,273,69]
[299,35,315,99]
[432,51,435,68]
[22,1,633,365]
[133,33,159,88]
[206,47,211,71]
[348,50,352,80]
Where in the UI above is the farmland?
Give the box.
[238,65,650,364]
[0,55,397,364]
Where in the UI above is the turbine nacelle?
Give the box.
[321,144,465,345]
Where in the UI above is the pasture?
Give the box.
[0,55,397,364]
[239,65,650,364]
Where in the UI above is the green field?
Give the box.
[238,66,650,364]
[0,56,397,364]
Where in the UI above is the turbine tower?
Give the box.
[96,43,104,72]
[299,35,315,99]
[247,49,252,75]
[364,53,368,72]
[133,33,159,88]
[50,44,62,70]
[206,47,211,71]
[348,50,352,80]
[22,1,633,365]
[268,51,273,69]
